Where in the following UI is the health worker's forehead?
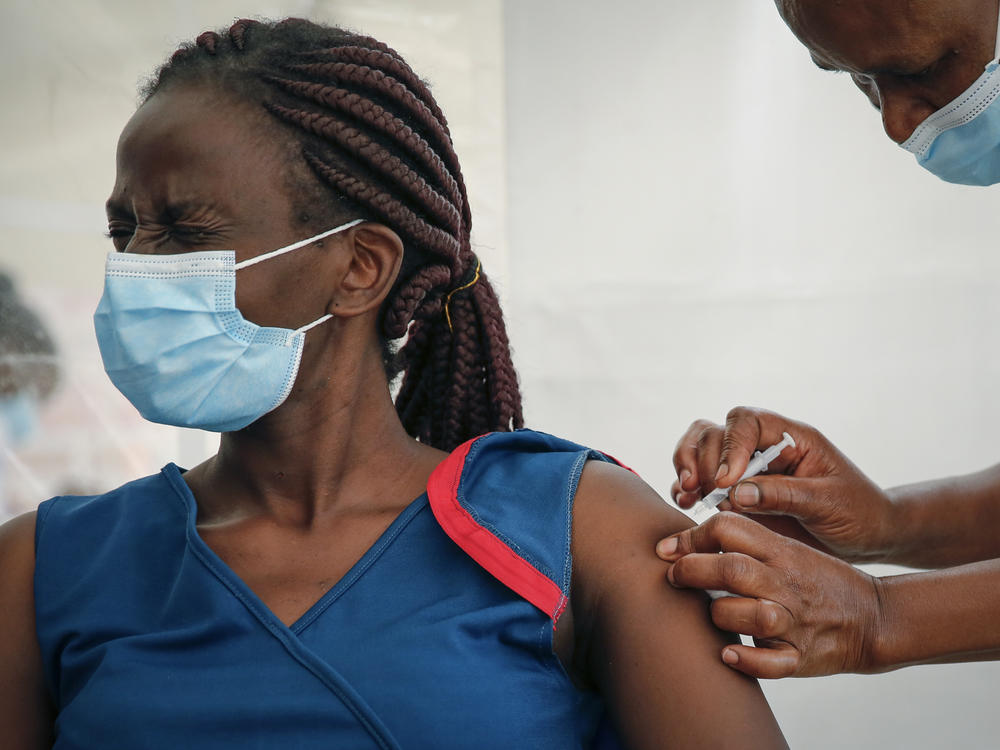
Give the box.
[774,0,986,73]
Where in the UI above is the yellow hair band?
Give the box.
[444,258,481,333]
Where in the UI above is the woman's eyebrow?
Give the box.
[105,199,131,218]
[104,198,222,221]
[161,200,216,221]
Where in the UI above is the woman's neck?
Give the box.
[187,341,446,527]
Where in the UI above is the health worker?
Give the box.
[657,0,1000,679]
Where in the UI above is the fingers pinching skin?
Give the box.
[710,597,793,640]
[657,512,771,561]
[668,550,773,599]
[720,643,801,680]
[656,512,885,678]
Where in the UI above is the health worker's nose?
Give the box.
[876,82,937,144]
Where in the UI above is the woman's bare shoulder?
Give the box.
[569,460,787,749]
[569,459,698,636]
[0,510,54,749]
[574,459,693,550]
[0,510,41,648]
[0,510,38,576]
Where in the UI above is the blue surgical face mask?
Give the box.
[900,9,1000,185]
[93,219,363,432]
[0,391,39,445]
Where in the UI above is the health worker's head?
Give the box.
[107,18,522,450]
[776,0,1000,185]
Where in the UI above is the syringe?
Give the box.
[688,432,796,525]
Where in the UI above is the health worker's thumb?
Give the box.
[729,476,827,524]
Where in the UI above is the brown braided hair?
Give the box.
[143,18,523,450]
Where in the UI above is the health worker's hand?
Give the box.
[658,512,885,678]
[669,407,895,563]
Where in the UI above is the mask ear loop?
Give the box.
[994,2,1000,61]
[283,311,334,347]
[295,314,333,335]
[285,313,333,346]
[231,219,364,346]
[234,219,364,271]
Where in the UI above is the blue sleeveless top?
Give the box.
[35,430,620,749]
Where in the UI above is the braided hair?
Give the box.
[143,18,523,451]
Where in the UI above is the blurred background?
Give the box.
[2,0,997,746]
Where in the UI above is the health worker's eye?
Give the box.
[902,60,941,81]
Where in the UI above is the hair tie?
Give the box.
[443,256,481,333]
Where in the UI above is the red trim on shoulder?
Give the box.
[598,451,635,475]
[427,434,568,624]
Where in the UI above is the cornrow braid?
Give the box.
[297,45,453,136]
[299,152,463,262]
[143,17,523,450]
[264,78,461,234]
[289,48,464,207]
[268,84,464,222]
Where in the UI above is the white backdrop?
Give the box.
[1,0,997,747]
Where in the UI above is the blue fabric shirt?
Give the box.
[34,430,615,749]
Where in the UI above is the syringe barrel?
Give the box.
[741,453,768,478]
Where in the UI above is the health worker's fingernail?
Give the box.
[666,564,679,587]
[714,464,728,482]
[722,648,739,665]
[679,469,692,488]
[733,482,760,508]
[657,538,678,557]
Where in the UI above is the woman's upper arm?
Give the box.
[570,461,787,749]
[0,511,54,749]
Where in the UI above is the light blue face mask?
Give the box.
[900,9,1000,185]
[93,219,363,433]
[0,390,39,445]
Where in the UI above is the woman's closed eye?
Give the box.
[105,221,135,252]
[104,222,222,253]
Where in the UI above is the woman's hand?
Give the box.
[670,406,896,563]
[657,512,885,678]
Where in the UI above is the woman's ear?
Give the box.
[329,223,403,318]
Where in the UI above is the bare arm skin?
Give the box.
[0,512,54,749]
[885,465,1000,568]
[669,406,1000,567]
[566,462,787,748]
[875,558,1000,669]
[660,512,1000,678]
